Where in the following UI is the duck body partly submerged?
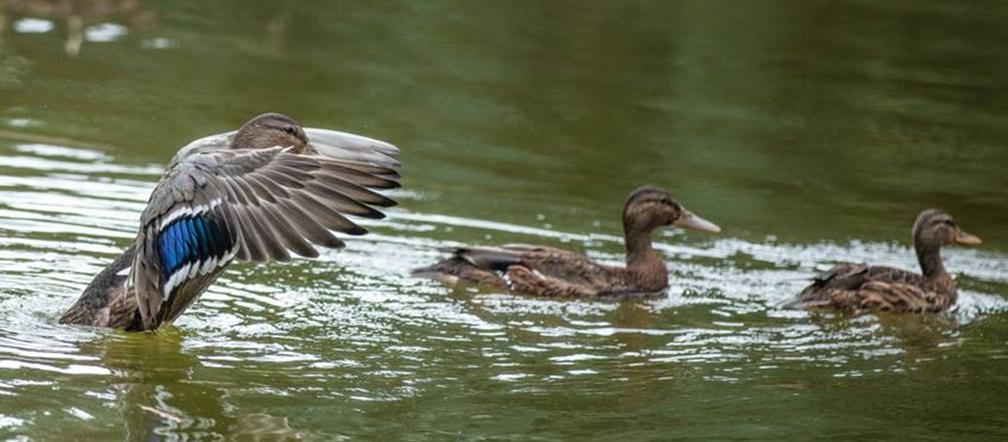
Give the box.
[420,244,660,298]
[60,245,142,330]
[60,113,400,331]
[790,209,981,314]
[413,187,721,299]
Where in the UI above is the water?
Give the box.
[1,1,1007,439]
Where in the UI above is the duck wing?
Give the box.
[825,281,948,313]
[175,127,400,170]
[793,263,927,310]
[303,128,400,170]
[813,264,924,289]
[131,146,399,330]
[454,245,619,296]
[409,245,527,288]
[515,246,617,284]
[453,245,602,277]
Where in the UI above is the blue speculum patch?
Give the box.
[158,215,227,280]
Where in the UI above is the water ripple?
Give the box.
[0,137,1004,438]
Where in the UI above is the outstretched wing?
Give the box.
[132,146,399,330]
[171,127,401,170]
[303,127,400,170]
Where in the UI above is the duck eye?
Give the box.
[282,126,297,135]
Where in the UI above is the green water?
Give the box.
[1,0,1007,440]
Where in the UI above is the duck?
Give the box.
[789,209,982,314]
[412,186,721,298]
[59,113,401,331]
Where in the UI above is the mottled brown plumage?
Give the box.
[58,245,143,330]
[791,209,982,314]
[60,113,400,331]
[413,187,721,299]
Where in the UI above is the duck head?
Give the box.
[230,113,310,152]
[913,209,982,249]
[912,209,981,279]
[622,186,721,236]
[169,112,312,167]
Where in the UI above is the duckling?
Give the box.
[790,209,982,314]
[412,186,721,298]
[59,113,400,331]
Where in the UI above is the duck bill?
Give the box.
[674,210,721,234]
[954,231,982,246]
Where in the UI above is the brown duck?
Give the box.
[790,209,982,314]
[412,186,721,298]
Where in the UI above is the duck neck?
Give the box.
[915,240,951,285]
[624,227,668,291]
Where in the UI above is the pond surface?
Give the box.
[1,0,1007,440]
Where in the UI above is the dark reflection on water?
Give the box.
[1,0,1008,440]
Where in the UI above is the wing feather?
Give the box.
[311,173,396,207]
[259,204,318,258]
[131,145,399,329]
[315,162,399,189]
[303,127,401,169]
[303,182,385,219]
[289,192,368,235]
[275,199,345,249]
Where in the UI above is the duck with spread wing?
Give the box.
[59,113,400,331]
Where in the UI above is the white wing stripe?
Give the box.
[157,198,224,231]
[160,254,236,297]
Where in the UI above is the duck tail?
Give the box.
[781,297,815,310]
[411,253,510,289]
[781,287,835,310]
[59,245,137,327]
[451,246,524,271]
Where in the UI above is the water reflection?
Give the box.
[2,0,155,55]
[87,333,231,439]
